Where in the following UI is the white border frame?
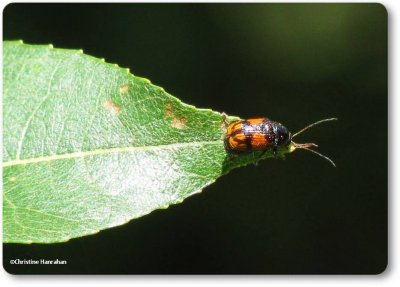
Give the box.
[0,1,395,286]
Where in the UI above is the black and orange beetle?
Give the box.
[223,115,337,166]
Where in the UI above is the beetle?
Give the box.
[224,117,291,155]
[223,115,337,166]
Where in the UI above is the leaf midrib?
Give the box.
[2,140,222,167]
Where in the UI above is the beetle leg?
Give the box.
[272,146,278,157]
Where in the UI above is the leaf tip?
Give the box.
[48,44,54,49]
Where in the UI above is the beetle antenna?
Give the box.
[292,118,337,138]
[292,142,336,167]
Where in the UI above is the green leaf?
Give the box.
[2,41,292,244]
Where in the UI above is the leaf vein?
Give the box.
[3,140,222,167]
[15,59,62,160]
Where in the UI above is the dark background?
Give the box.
[3,3,387,274]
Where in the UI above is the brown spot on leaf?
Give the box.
[171,117,187,129]
[165,103,187,129]
[103,100,121,115]
[165,103,174,117]
[120,84,129,93]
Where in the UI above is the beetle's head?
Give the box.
[274,122,292,147]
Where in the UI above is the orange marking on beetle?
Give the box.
[251,134,270,149]
[227,122,242,135]
[232,133,246,142]
[229,137,247,150]
[103,100,121,115]
[247,118,266,125]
